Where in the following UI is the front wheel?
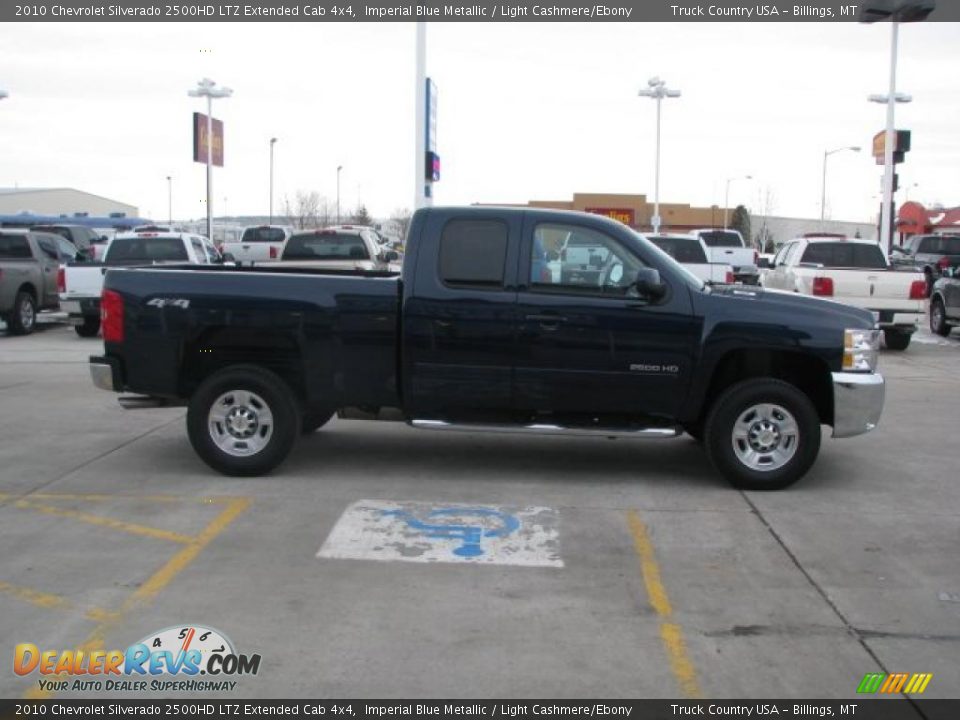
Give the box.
[883,329,912,351]
[187,365,301,476]
[704,379,821,491]
[930,299,950,337]
[75,316,100,338]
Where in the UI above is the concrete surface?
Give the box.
[0,321,958,701]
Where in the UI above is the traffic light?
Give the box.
[862,0,936,22]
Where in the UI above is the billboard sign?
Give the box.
[193,112,224,167]
[872,129,910,165]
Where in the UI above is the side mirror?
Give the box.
[221,252,236,263]
[635,268,667,300]
[383,250,400,262]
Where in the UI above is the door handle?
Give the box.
[433,319,453,329]
[525,314,568,324]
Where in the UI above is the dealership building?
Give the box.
[0,187,139,218]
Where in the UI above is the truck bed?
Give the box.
[102,265,402,410]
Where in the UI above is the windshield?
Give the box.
[105,237,189,263]
[241,227,287,243]
[699,230,744,248]
[282,233,370,261]
[918,236,960,255]
[800,242,887,269]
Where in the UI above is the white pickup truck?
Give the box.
[648,234,735,284]
[60,230,220,337]
[690,228,759,284]
[761,236,926,350]
[222,225,293,265]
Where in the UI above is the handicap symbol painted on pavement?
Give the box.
[381,507,521,558]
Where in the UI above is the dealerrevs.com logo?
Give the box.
[14,625,261,693]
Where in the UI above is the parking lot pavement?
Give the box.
[1,324,958,699]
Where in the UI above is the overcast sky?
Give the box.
[1,21,958,224]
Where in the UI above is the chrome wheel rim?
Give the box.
[731,403,799,472]
[931,303,943,331]
[208,390,274,457]
[20,298,35,330]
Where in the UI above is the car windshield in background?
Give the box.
[0,235,32,258]
[699,231,743,247]
[105,238,189,263]
[801,242,886,269]
[650,237,708,264]
[919,236,960,254]
[242,227,287,243]
[283,234,370,260]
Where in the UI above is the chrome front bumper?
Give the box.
[832,372,885,438]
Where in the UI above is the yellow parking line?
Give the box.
[0,580,115,623]
[23,496,251,700]
[626,510,703,699]
[14,500,195,545]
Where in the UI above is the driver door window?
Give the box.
[530,224,642,296]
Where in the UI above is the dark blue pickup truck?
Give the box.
[89,207,885,490]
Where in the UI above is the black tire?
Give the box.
[924,269,935,297]
[930,298,951,337]
[883,329,911,351]
[74,316,100,338]
[301,410,335,435]
[704,378,821,491]
[187,364,301,476]
[8,291,37,335]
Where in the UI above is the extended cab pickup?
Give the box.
[61,230,222,337]
[690,229,759,284]
[761,236,926,350]
[89,207,886,490]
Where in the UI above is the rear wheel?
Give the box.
[930,298,950,337]
[187,365,300,476]
[883,329,911,351]
[8,291,37,335]
[74,316,100,338]
[704,379,821,491]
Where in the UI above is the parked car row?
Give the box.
[0,230,79,334]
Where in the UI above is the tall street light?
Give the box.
[638,77,681,234]
[166,176,172,225]
[336,165,343,225]
[724,175,752,229]
[821,146,860,226]
[188,77,232,242]
[414,22,428,210]
[269,137,277,224]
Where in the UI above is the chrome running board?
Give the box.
[408,419,680,439]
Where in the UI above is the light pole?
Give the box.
[638,77,681,234]
[269,137,277,224]
[724,175,752,229]
[414,22,428,210]
[188,78,232,241]
[336,165,343,225]
[820,146,860,226]
[166,176,172,226]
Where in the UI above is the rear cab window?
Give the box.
[439,219,508,288]
[800,242,886,269]
[283,231,371,260]
[105,237,189,263]
[698,230,744,248]
[241,227,287,243]
[0,234,32,259]
[650,237,707,264]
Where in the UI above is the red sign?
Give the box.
[585,207,636,226]
[193,112,224,167]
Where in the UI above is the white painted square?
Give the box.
[317,499,563,567]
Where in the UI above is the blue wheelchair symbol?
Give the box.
[382,507,521,558]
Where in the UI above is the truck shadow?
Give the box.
[284,421,722,489]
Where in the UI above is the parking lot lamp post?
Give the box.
[638,77,680,234]
[166,176,172,225]
[269,138,277,224]
[723,175,752,229]
[336,165,343,225]
[820,147,860,226]
[188,78,232,242]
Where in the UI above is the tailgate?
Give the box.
[707,247,752,268]
[802,269,924,310]
[61,265,107,298]
[223,241,283,262]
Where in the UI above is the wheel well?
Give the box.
[180,327,305,401]
[17,283,37,301]
[702,350,833,426]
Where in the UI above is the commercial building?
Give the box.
[0,187,138,218]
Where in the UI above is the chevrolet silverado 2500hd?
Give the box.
[89,207,885,490]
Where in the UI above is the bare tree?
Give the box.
[281,190,328,229]
[390,207,413,243]
[753,185,778,253]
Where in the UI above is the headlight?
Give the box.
[843,328,880,372]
